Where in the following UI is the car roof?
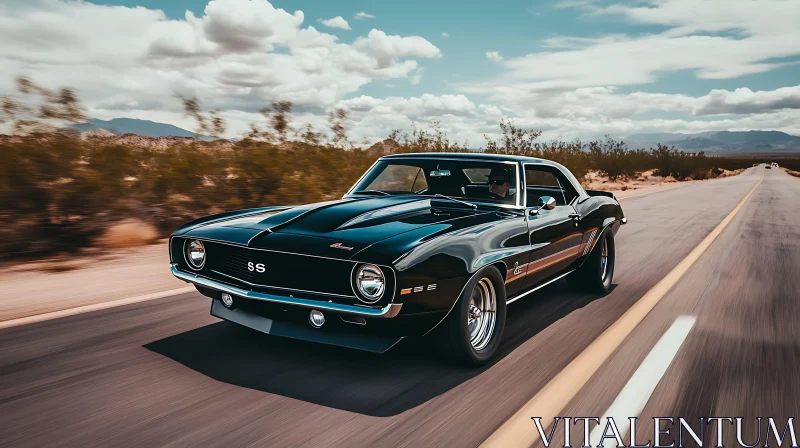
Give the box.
[380,152,562,168]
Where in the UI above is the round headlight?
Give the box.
[185,239,206,269]
[356,264,385,303]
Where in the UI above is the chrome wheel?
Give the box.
[468,278,497,351]
[600,237,609,280]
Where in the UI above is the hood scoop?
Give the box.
[336,199,432,231]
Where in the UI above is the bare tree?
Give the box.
[328,108,352,149]
[245,101,294,143]
[245,109,275,142]
[298,123,323,145]
[270,101,293,143]
[0,76,87,135]
[180,96,226,138]
[484,118,542,154]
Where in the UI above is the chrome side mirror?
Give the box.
[529,196,556,216]
[539,196,557,210]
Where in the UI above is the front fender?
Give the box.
[360,211,529,329]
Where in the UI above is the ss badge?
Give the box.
[247,262,266,273]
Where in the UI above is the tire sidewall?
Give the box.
[599,229,615,290]
[452,266,507,365]
[589,227,615,292]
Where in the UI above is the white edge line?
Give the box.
[0,286,196,330]
[589,315,698,447]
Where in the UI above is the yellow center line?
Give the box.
[481,173,763,448]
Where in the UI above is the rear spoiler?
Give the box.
[585,189,615,199]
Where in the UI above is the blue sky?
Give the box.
[93,0,620,98]
[1,0,799,143]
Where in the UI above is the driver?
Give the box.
[488,167,515,203]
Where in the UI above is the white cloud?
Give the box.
[354,12,375,20]
[317,16,350,30]
[441,32,449,38]
[353,29,442,68]
[486,51,503,63]
[148,0,305,58]
[0,0,442,138]
[1,0,798,144]
[411,68,424,85]
[451,0,800,141]
[337,94,477,118]
[473,0,800,98]
[695,87,800,115]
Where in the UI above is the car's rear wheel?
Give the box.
[570,226,615,294]
[441,266,506,365]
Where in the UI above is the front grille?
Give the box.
[205,242,357,297]
[172,238,393,305]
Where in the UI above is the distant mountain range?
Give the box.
[70,118,799,154]
[70,118,213,140]
[623,131,800,154]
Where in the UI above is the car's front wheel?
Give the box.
[441,266,507,365]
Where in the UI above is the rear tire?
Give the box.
[439,266,507,366]
[570,227,615,294]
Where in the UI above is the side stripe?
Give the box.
[505,245,583,284]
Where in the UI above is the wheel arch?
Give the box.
[421,263,506,337]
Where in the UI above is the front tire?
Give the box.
[571,226,615,293]
[441,266,507,365]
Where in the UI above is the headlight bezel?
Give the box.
[354,264,385,304]
[184,239,207,270]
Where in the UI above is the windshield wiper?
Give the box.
[433,194,478,210]
[353,189,390,196]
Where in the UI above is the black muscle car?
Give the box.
[169,153,626,365]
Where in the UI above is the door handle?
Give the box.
[569,213,581,220]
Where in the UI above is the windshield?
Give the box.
[350,159,519,206]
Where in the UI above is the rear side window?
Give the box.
[524,165,578,206]
[525,170,560,187]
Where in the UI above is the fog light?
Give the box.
[309,310,325,328]
[221,293,234,308]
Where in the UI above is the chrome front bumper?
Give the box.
[170,264,402,319]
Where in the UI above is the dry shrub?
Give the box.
[96,219,158,249]
[2,121,792,261]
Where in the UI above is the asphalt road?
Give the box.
[1,167,796,447]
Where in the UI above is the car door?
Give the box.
[520,165,584,291]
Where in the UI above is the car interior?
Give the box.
[359,161,581,208]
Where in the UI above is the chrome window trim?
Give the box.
[344,158,382,196]
[172,264,402,319]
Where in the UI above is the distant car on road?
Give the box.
[766,164,772,169]
[169,153,626,364]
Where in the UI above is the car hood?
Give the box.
[177,196,496,259]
